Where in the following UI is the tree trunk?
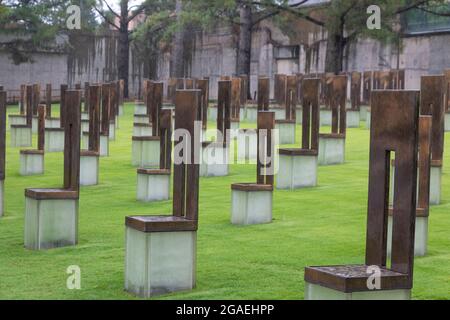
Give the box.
[324,25,345,74]
[118,0,130,98]
[170,0,185,78]
[237,3,252,99]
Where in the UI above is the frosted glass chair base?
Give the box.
[387,214,428,257]
[134,104,147,115]
[237,129,257,164]
[81,120,89,134]
[208,106,218,122]
[200,143,229,177]
[231,184,273,225]
[10,125,32,148]
[360,105,369,122]
[246,107,258,123]
[45,129,65,152]
[318,134,345,165]
[132,137,160,167]
[134,114,149,124]
[119,105,124,116]
[277,150,318,189]
[366,110,371,129]
[304,282,411,300]
[45,117,61,129]
[295,110,303,125]
[133,123,152,137]
[109,122,116,141]
[32,117,38,134]
[80,151,100,186]
[81,112,89,121]
[100,134,109,157]
[275,120,296,145]
[0,180,4,217]
[270,107,285,120]
[24,190,79,250]
[125,222,196,298]
[136,169,171,202]
[346,110,360,128]
[320,110,332,127]
[9,115,27,127]
[20,150,44,176]
[230,120,240,133]
[429,165,442,205]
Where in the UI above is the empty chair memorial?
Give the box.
[10,85,32,148]
[419,75,445,205]
[201,80,231,177]
[388,115,432,257]
[132,81,162,168]
[305,90,421,300]
[0,90,5,217]
[277,78,320,189]
[318,75,347,165]
[24,90,81,250]
[125,90,201,298]
[319,73,334,127]
[19,104,46,176]
[231,111,275,225]
[275,75,297,145]
[136,109,172,202]
[347,72,361,127]
[80,85,101,186]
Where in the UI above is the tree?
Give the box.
[0,0,97,64]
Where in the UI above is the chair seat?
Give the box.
[231,183,273,192]
[389,207,428,217]
[304,264,411,293]
[319,133,346,139]
[45,128,64,132]
[126,215,197,233]
[20,149,44,155]
[137,168,171,175]
[132,136,160,142]
[279,148,318,156]
[275,119,296,124]
[80,150,100,157]
[25,188,79,200]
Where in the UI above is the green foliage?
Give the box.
[0,0,98,64]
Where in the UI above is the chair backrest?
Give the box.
[150,82,163,136]
[159,109,173,170]
[239,75,248,105]
[301,79,320,151]
[26,85,33,127]
[417,116,432,213]
[274,74,287,106]
[0,91,5,181]
[37,104,46,151]
[173,90,201,222]
[363,71,372,105]
[88,85,101,153]
[46,84,52,117]
[330,75,347,135]
[366,90,419,280]
[420,75,445,165]
[101,83,110,136]
[351,72,362,110]
[60,84,68,128]
[257,78,270,111]
[196,79,209,130]
[63,90,81,192]
[20,84,26,115]
[257,111,275,186]
[444,70,450,113]
[231,78,241,120]
[217,80,231,147]
[286,75,298,121]
[32,84,40,116]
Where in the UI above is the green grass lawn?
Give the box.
[0,103,448,300]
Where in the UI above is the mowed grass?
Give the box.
[0,102,448,300]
